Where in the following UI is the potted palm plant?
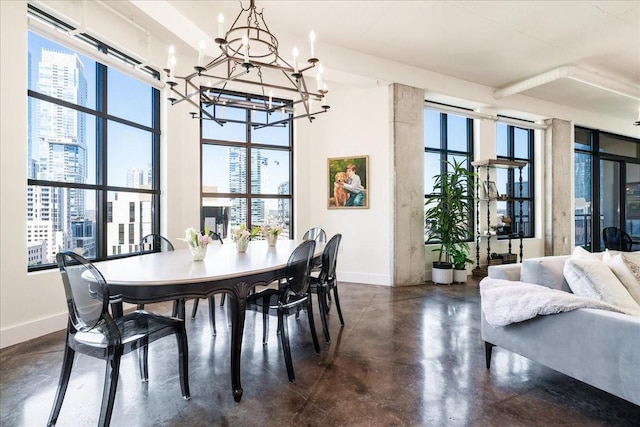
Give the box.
[425,159,475,285]
[450,242,474,283]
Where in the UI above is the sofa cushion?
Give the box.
[604,252,640,305]
[521,255,571,292]
[572,246,604,260]
[563,258,640,315]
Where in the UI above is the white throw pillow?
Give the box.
[563,258,640,315]
[606,253,640,305]
[572,246,604,260]
[602,249,622,262]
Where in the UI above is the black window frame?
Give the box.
[200,88,294,236]
[26,5,161,271]
[495,122,535,239]
[574,126,640,251]
[424,105,475,244]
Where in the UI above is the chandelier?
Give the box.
[164,0,329,128]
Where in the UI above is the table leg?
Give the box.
[229,285,248,402]
[110,301,123,318]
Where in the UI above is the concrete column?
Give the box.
[389,84,426,286]
[545,118,573,255]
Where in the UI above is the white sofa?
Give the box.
[481,253,640,406]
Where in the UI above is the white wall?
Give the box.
[300,82,392,285]
[2,0,638,347]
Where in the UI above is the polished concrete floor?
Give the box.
[1,280,639,426]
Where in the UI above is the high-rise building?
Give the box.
[28,48,89,263]
[127,167,144,188]
[229,147,264,226]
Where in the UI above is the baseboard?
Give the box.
[338,271,391,286]
[0,311,67,349]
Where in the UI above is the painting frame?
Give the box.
[327,155,369,209]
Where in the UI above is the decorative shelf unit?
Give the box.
[471,158,527,277]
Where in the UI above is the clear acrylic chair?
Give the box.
[303,227,327,243]
[246,239,320,382]
[137,234,186,316]
[310,233,344,343]
[48,251,189,427]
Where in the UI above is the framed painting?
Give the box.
[327,155,369,209]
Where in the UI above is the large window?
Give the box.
[574,127,640,251]
[26,7,161,270]
[424,107,474,242]
[495,123,534,238]
[201,90,293,239]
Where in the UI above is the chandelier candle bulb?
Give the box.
[242,35,249,63]
[309,31,316,59]
[217,13,224,39]
[198,40,205,67]
[167,45,175,69]
[168,55,176,79]
[293,46,299,73]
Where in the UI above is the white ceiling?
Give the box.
[113,1,640,124]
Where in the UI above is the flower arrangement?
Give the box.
[261,225,283,246]
[260,225,283,237]
[179,226,213,260]
[232,224,260,252]
[232,224,260,242]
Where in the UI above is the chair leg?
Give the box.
[47,342,75,426]
[306,297,321,354]
[137,304,145,311]
[207,296,217,336]
[219,293,226,307]
[174,323,191,399]
[191,298,199,319]
[262,298,270,344]
[137,337,149,381]
[485,342,495,369]
[172,299,186,319]
[332,284,345,326]
[316,287,331,343]
[278,310,295,383]
[99,347,123,427]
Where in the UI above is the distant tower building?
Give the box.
[278,181,290,226]
[229,147,264,226]
[28,48,89,263]
[127,167,144,188]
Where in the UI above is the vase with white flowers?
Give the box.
[179,226,214,261]
[261,225,283,246]
[232,224,260,252]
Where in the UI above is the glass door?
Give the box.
[626,163,640,250]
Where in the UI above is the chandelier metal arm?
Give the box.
[165,0,328,127]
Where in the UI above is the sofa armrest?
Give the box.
[488,263,521,281]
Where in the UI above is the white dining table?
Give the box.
[92,239,324,402]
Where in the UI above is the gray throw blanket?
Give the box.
[480,278,633,327]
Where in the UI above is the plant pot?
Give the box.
[453,268,467,284]
[235,239,249,253]
[189,244,208,261]
[266,233,278,246]
[432,262,453,285]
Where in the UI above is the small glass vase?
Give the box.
[235,238,249,253]
[190,244,208,261]
[266,233,278,246]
